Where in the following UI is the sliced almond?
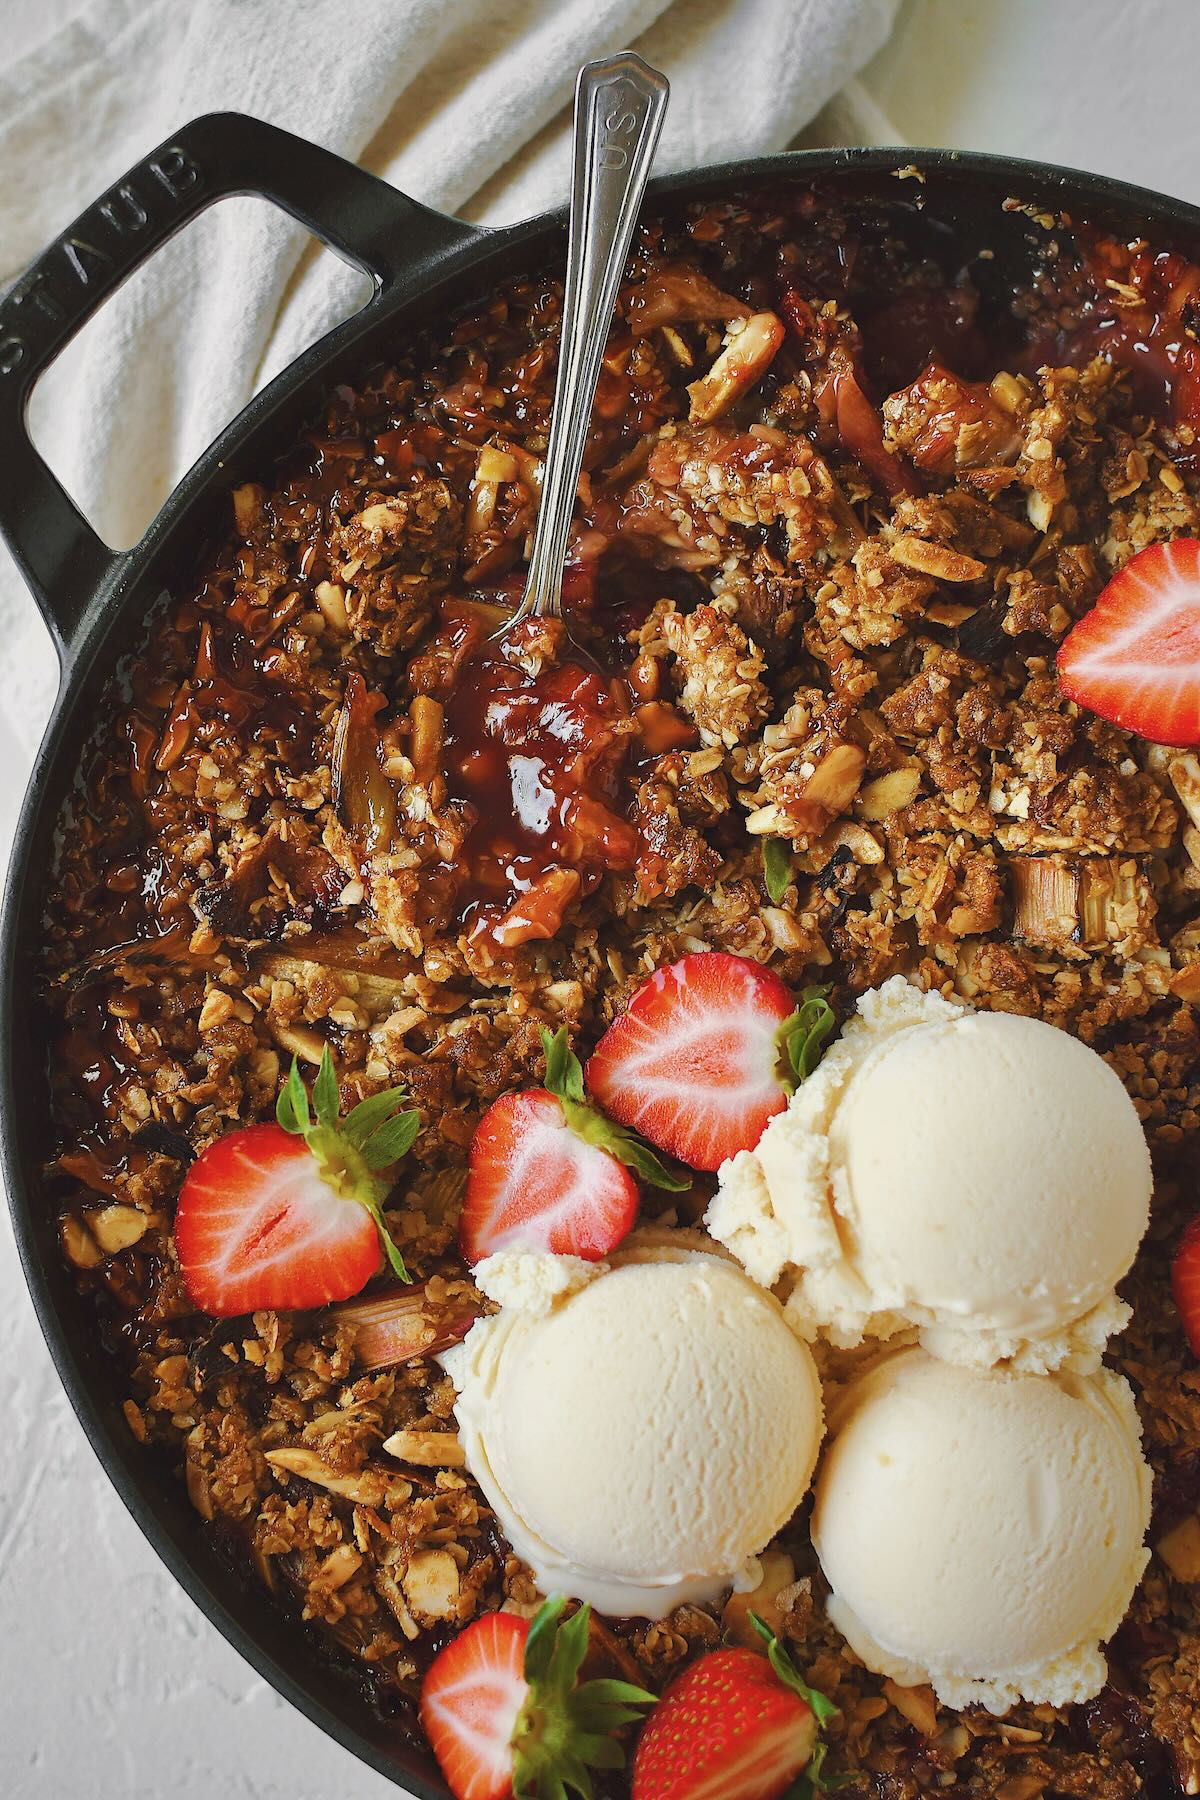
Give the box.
[232,483,264,535]
[402,1547,461,1624]
[687,312,785,423]
[87,1203,149,1254]
[198,987,235,1032]
[659,325,693,368]
[824,819,884,865]
[269,1019,328,1065]
[60,1214,103,1270]
[883,1678,938,1738]
[722,1550,796,1648]
[1157,1514,1200,1583]
[777,742,867,837]
[1171,961,1200,1001]
[858,766,920,820]
[321,1544,363,1590]
[889,537,987,583]
[314,580,350,634]
[382,1428,466,1469]
[477,444,519,484]
[1170,752,1200,832]
[354,500,408,536]
[266,1447,394,1505]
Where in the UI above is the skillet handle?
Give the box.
[0,111,479,660]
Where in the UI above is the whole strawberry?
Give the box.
[632,1617,835,1800]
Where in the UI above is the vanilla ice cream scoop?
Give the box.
[706,977,1151,1373]
[811,1348,1152,1712]
[443,1246,824,1618]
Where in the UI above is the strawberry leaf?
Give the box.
[276,1056,312,1135]
[542,1026,689,1192]
[552,1603,592,1695]
[542,1026,586,1104]
[359,1109,421,1171]
[564,1099,690,1192]
[358,1193,410,1282]
[749,1613,839,1726]
[524,1592,568,1685]
[763,836,792,903]
[779,987,837,1091]
[343,1086,411,1150]
[513,1596,656,1800]
[312,1047,340,1132]
[783,1747,854,1799]
[273,1055,415,1285]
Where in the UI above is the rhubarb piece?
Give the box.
[1173,1215,1200,1358]
[882,361,1024,475]
[332,672,398,853]
[330,1282,479,1370]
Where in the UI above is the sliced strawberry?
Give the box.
[587,952,834,1171]
[421,1611,530,1800]
[462,1090,639,1263]
[174,1047,419,1317]
[1172,1214,1200,1358]
[421,1596,655,1800]
[459,1028,685,1265]
[175,1123,380,1316]
[633,1627,828,1800]
[1057,538,1200,746]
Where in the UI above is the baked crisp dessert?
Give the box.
[42,183,1200,1796]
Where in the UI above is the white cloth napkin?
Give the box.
[0,0,897,793]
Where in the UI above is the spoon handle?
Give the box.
[517,52,669,622]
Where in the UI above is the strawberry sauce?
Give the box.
[442,644,640,946]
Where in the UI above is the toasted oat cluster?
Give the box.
[42,187,1200,1794]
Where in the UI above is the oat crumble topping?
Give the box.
[40,187,1200,1795]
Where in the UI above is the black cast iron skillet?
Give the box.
[3,112,1200,1795]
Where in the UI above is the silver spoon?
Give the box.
[496,51,669,640]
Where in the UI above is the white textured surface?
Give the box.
[3,0,1200,1794]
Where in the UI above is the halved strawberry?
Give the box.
[632,1619,833,1800]
[459,1027,685,1265]
[586,952,835,1171]
[420,1596,654,1800]
[1171,1214,1200,1357]
[174,1048,419,1316]
[1057,538,1200,746]
[421,1610,529,1800]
